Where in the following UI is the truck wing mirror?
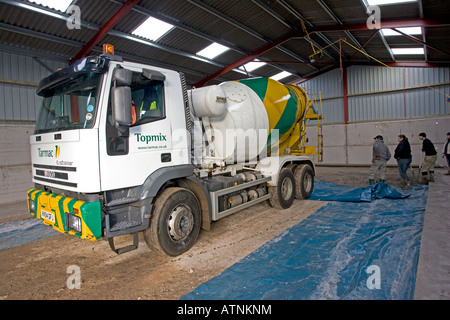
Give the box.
[111,67,133,135]
[112,86,132,127]
[142,69,166,82]
[112,67,132,86]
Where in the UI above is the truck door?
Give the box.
[99,66,173,191]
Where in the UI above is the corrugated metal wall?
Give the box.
[301,68,345,124]
[0,50,67,122]
[300,65,450,124]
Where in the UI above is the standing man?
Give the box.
[442,132,450,175]
[368,135,391,185]
[418,132,437,183]
[394,134,412,189]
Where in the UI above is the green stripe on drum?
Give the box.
[238,77,269,102]
[273,86,299,135]
[266,87,299,148]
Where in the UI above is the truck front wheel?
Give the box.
[144,187,201,256]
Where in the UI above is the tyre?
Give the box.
[144,187,201,256]
[294,164,314,200]
[269,168,296,209]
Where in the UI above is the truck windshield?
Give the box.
[35,72,103,134]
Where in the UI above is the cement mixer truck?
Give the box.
[27,47,323,256]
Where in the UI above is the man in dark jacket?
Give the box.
[394,134,412,189]
[419,132,437,183]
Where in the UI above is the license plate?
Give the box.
[41,209,55,223]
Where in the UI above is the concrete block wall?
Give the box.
[306,116,450,167]
[0,124,34,204]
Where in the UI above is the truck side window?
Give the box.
[131,80,165,125]
[106,71,166,156]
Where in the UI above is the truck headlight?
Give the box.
[66,213,82,234]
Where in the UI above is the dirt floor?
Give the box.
[0,165,435,300]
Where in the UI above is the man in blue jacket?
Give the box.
[419,132,437,183]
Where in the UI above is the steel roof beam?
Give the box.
[349,30,379,60]
[291,60,448,85]
[193,19,448,87]
[108,0,247,56]
[391,28,450,57]
[0,0,240,71]
[310,19,449,33]
[315,0,366,59]
[70,0,141,63]
[187,0,316,75]
[276,0,338,61]
[193,29,305,87]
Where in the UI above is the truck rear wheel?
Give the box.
[268,168,296,209]
[144,187,201,256]
[294,164,314,200]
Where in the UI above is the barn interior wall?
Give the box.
[0,124,34,205]
[306,116,450,167]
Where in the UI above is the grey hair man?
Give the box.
[368,135,391,185]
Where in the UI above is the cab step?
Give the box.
[108,232,139,255]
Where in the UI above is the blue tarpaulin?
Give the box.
[182,182,427,300]
[309,181,411,202]
[0,219,59,251]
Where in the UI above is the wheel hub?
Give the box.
[168,205,194,241]
[303,173,313,192]
[281,176,293,199]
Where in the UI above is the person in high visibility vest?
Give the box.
[139,84,158,118]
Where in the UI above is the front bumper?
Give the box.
[27,188,102,241]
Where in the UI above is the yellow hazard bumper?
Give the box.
[27,188,102,241]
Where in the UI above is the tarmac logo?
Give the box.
[38,146,61,158]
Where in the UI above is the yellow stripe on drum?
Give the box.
[263,78,288,134]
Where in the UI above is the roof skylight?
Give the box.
[132,17,175,41]
[28,0,73,12]
[239,59,266,73]
[391,48,425,55]
[197,43,230,59]
[270,71,292,81]
[382,27,422,36]
[366,0,417,5]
